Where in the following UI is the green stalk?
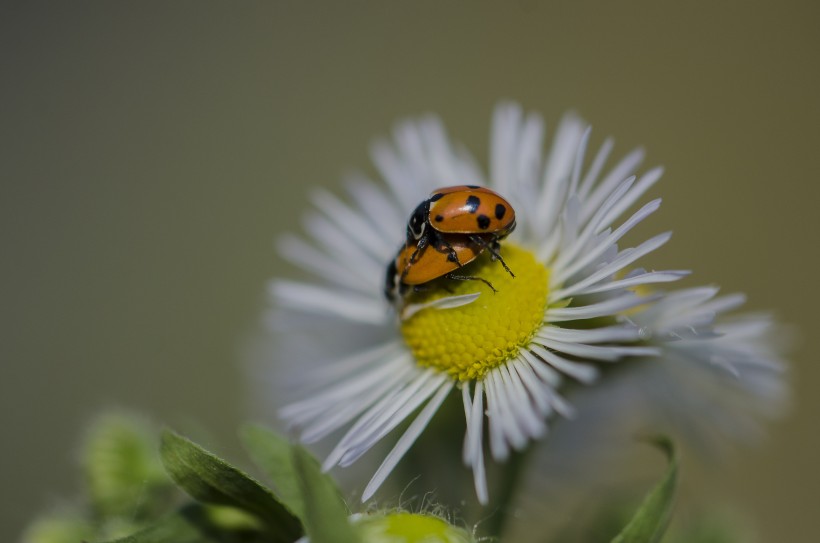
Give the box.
[485,446,532,539]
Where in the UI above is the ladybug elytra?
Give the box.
[407,185,516,242]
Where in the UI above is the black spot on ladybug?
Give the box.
[477,215,491,229]
[430,193,444,202]
[495,204,506,220]
[465,195,481,213]
[434,214,444,222]
[466,184,481,189]
[447,252,458,262]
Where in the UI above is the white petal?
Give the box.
[401,292,481,320]
[500,364,546,439]
[462,384,475,464]
[527,343,600,383]
[550,231,673,301]
[512,113,546,215]
[281,351,410,426]
[490,102,523,196]
[468,382,488,505]
[271,280,388,325]
[577,137,614,200]
[295,341,406,394]
[303,213,384,284]
[310,188,395,259]
[299,366,414,443]
[361,381,453,501]
[339,372,449,466]
[551,177,638,275]
[546,292,660,322]
[533,114,587,239]
[580,146,645,224]
[537,325,643,344]
[552,197,662,285]
[370,140,421,212]
[573,269,690,296]
[568,126,592,197]
[328,369,438,467]
[491,367,528,451]
[538,338,659,361]
[597,166,663,229]
[277,234,373,293]
[344,175,407,235]
[484,371,510,461]
[510,356,553,417]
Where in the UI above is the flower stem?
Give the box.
[485,447,531,539]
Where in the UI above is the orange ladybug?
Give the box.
[384,233,497,302]
[406,185,516,243]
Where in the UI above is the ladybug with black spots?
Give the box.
[385,185,516,303]
[406,185,516,245]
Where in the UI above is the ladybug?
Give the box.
[385,185,517,303]
[384,233,497,302]
[404,185,516,270]
[407,185,516,245]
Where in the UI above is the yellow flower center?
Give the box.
[400,243,549,381]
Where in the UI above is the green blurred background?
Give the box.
[2,1,818,541]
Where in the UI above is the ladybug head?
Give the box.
[407,201,428,240]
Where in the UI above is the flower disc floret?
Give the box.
[400,244,549,381]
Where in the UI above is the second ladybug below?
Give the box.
[385,185,517,302]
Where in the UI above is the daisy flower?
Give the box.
[271,102,691,505]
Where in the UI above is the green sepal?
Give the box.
[240,424,359,543]
[159,429,302,542]
[610,436,678,543]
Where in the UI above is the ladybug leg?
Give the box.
[408,233,429,264]
[445,273,497,293]
[401,234,430,283]
[410,283,438,295]
[437,236,463,267]
[469,235,515,278]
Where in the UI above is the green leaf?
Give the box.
[611,436,678,543]
[240,424,305,520]
[240,424,358,543]
[292,443,360,543]
[159,429,302,542]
